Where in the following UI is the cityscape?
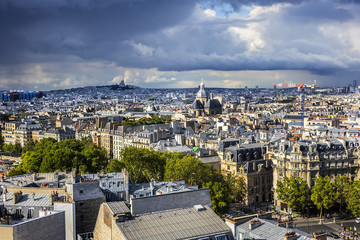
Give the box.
[1,1,360,240]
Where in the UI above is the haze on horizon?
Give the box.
[0,0,360,91]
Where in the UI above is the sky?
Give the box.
[0,0,360,90]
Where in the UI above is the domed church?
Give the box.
[190,81,222,117]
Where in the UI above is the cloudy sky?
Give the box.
[1,0,360,90]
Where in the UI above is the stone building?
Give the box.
[220,143,272,205]
[190,81,222,117]
[270,139,360,210]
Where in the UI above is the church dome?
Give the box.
[196,81,207,98]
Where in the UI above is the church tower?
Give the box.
[196,80,208,105]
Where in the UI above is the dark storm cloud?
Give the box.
[0,0,196,64]
[0,0,360,90]
[205,0,360,11]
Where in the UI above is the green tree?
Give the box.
[347,180,360,217]
[204,181,231,215]
[276,177,311,215]
[0,131,4,151]
[120,146,166,183]
[226,173,247,203]
[22,139,36,153]
[10,138,110,176]
[81,146,108,172]
[106,159,126,173]
[311,176,336,219]
[164,154,212,186]
[18,151,43,173]
[334,176,352,213]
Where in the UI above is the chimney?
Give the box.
[150,178,155,196]
[49,191,59,205]
[284,232,297,240]
[224,215,236,237]
[249,219,261,230]
[12,191,23,204]
[33,172,37,181]
[71,168,76,183]
[3,189,7,203]
[312,231,327,240]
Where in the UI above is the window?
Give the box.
[27,208,34,219]
[105,210,110,218]
[79,190,84,194]
[215,235,228,240]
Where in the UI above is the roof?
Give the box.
[199,156,221,164]
[196,82,207,98]
[70,181,105,201]
[106,201,130,215]
[3,192,66,207]
[191,99,204,110]
[236,218,311,240]
[117,205,232,240]
[204,99,221,109]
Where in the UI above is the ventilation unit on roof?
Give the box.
[193,205,206,211]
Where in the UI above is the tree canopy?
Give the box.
[311,176,337,219]
[7,138,108,176]
[276,177,311,215]
[347,180,360,217]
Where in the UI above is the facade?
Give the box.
[270,139,360,210]
[14,121,42,147]
[220,143,272,205]
[2,122,20,145]
[44,126,75,142]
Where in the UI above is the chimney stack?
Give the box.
[12,191,23,204]
[33,172,37,182]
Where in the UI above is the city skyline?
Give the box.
[1,0,360,90]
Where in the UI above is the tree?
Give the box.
[9,138,110,176]
[334,176,352,213]
[120,146,167,183]
[22,139,36,153]
[164,154,212,186]
[0,131,4,151]
[106,159,126,173]
[276,177,311,215]
[204,181,231,215]
[311,176,336,219]
[347,180,360,217]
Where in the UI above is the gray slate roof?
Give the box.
[106,201,130,215]
[236,218,312,240]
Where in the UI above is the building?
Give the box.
[270,139,360,211]
[190,81,222,117]
[94,189,233,240]
[2,121,20,145]
[0,210,65,240]
[225,215,312,240]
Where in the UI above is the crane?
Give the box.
[272,82,316,130]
